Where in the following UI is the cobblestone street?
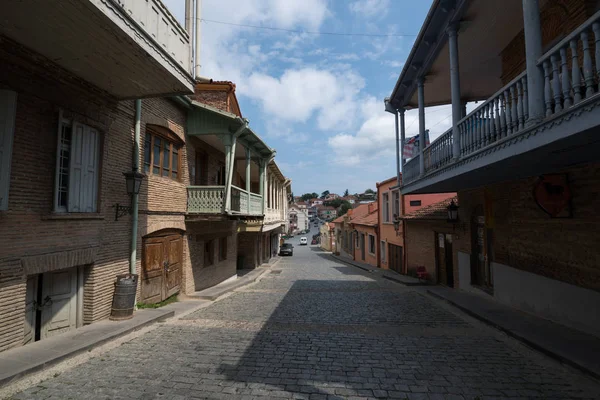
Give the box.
[8,246,600,400]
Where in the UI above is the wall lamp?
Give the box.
[114,170,144,221]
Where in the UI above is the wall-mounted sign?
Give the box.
[533,174,572,218]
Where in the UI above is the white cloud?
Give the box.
[243,67,365,131]
[349,0,391,18]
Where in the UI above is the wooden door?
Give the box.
[165,234,182,299]
[142,232,183,303]
[23,276,37,345]
[41,268,78,339]
[389,244,403,273]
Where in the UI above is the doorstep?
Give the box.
[0,307,173,388]
[185,267,270,301]
[330,254,423,286]
[428,286,600,379]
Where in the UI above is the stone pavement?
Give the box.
[6,246,600,399]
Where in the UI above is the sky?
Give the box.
[163,0,457,196]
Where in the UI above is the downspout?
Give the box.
[130,99,141,275]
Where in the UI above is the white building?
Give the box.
[288,204,309,234]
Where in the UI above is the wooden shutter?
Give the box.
[82,126,99,212]
[68,122,85,212]
[0,90,17,211]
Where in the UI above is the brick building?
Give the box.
[386,0,600,337]
[0,1,194,351]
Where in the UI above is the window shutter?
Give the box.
[0,90,17,211]
[68,122,85,212]
[82,126,99,212]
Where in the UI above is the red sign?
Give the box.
[533,174,572,218]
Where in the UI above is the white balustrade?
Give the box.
[402,156,420,185]
[423,128,453,174]
[539,10,600,117]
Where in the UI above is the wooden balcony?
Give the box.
[0,0,193,98]
[187,186,263,217]
[402,11,600,194]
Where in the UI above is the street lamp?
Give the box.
[447,200,459,223]
[114,170,145,221]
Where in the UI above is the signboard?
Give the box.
[533,174,572,218]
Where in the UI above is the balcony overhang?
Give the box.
[0,0,194,99]
[389,0,542,110]
[187,101,275,160]
[401,97,600,194]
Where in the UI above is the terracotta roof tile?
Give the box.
[352,212,378,226]
[403,196,458,220]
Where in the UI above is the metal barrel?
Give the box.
[109,273,138,321]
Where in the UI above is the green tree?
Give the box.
[343,189,349,197]
[338,202,353,217]
[300,192,318,201]
[320,190,330,199]
[364,188,375,194]
[324,199,343,208]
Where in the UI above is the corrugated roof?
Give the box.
[402,196,458,220]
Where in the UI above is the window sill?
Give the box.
[42,213,105,221]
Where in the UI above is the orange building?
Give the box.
[350,203,379,267]
[377,176,455,274]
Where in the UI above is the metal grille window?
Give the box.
[144,130,180,180]
[54,114,100,213]
[56,122,72,211]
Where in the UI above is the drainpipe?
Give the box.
[130,99,141,275]
[194,0,202,79]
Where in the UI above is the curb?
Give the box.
[427,289,600,381]
[188,268,270,301]
[331,254,427,286]
[0,310,173,388]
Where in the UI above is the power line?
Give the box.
[201,18,417,37]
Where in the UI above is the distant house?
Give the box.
[341,196,357,204]
[288,204,308,234]
[320,223,336,251]
[318,206,337,220]
[325,193,340,201]
[351,203,379,267]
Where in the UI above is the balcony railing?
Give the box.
[402,10,600,187]
[231,185,263,216]
[117,0,191,73]
[187,186,225,214]
[187,186,263,216]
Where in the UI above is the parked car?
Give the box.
[311,239,317,245]
[300,237,308,246]
[279,243,294,256]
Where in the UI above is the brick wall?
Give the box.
[454,162,600,291]
[404,220,454,284]
[189,91,228,112]
[501,0,593,83]
[0,35,190,350]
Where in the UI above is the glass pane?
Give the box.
[172,149,178,177]
[153,137,161,174]
[162,141,170,177]
[144,134,151,173]
[57,124,72,211]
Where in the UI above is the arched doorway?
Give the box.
[141,229,183,304]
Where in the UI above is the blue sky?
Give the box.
[164,0,455,196]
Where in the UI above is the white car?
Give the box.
[300,237,308,246]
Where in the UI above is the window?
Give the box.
[204,240,214,266]
[219,236,228,261]
[380,241,386,262]
[383,193,390,222]
[392,190,400,218]
[369,235,376,255]
[410,200,422,207]
[355,232,359,248]
[216,164,226,185]
[54,117,100,213]
[0,90,17,211]
[143,130,180,180]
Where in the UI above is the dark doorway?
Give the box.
[470,206,493,291]
[388,244,403,273]
[435,233,454,287]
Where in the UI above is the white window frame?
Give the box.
[368,234,376,255]
[392,190,400,218]
[53,111,100,213]
[380,240,386,263]
[383,192,390,222]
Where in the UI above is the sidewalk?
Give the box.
[428,286,600,379]
[330,253,423,285]
[0,259,278,388]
